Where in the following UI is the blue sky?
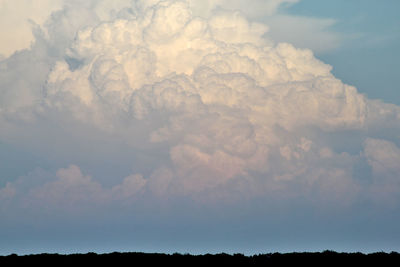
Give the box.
[286,0,400,104]
[0,0,400,255]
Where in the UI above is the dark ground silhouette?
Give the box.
[1,251,399,266]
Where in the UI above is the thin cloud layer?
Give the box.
[0,0,400,252]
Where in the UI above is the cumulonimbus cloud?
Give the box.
[0,0,399,214]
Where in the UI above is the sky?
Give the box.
[0,0,400,255]
[286,0,400,105]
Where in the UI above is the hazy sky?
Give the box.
[1,0,400,255]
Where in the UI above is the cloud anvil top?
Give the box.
[0,0,399,255]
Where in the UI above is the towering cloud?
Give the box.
[0,1,399,251]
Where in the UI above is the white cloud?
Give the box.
[112,174,147,199]
[30,165,108,209]
[363,138,400,204]
[0,0,399,213]
[0,0,341,58]
[0,0,63,57]
[364,138,400,174]
[3,165,146,212]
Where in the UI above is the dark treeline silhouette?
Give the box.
[1,251,399,266]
